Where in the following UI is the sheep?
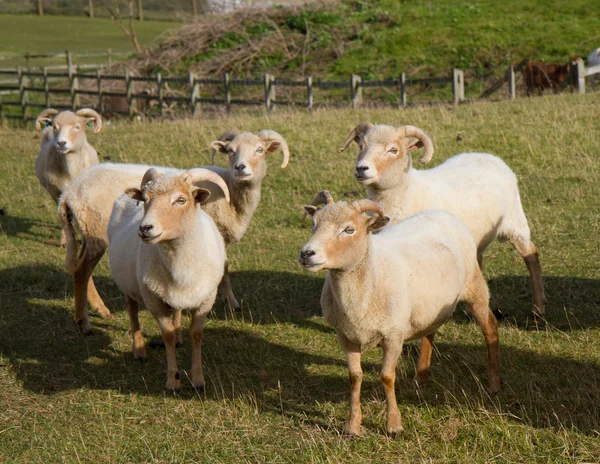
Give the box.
[587,48,600,86]
[299,191,500,436]
[337,122,546,317]
[34,108,102,245]
[108,167,230,390]
[58,129,290,334]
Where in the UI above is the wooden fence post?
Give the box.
[224,73,231,114]
[37,0,44,15]
[126,71,135,117]
[189,72,200,116]
[70,66,79,110]
[192,0,198,18]
[156,73,163,116]
[96,70,103,113]
[43,67,49,108]
[575,60,585,94]
[137,0,144,21]
[264,73,275,111]
[351,74,362,109]
[0,93,4,125]
[399,73,407,107]
[507,65,516,100]
[306,76,313,110]
[66,49,73,71]
[88,0,94,18]
[18,67,29,125]
[452,68,464,104]
[108,48,112,66]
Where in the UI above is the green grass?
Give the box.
[0,93,599,462]
[0,14,179,66]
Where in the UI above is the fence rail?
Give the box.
[0,61,598,125]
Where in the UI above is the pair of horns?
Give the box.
[303,190,384,219]
[139,167,230,203]
[35,108,103,133]
[209,130,290,168]
[337,122,434,165]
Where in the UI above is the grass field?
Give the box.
[0,93,599,462]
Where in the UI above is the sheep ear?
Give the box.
[192,188,211,204]
[125,188,144,202]
[264,140,281,154]
[303,205,318,217]
[210,141,228,153]
[406,139,424,152]
[366,215,390,232]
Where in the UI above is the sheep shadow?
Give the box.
[0,212,64,248]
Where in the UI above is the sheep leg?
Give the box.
[73,248,104,335]
[189,295,215,391]
[380,337,403,436]
[87,276,111,318]
[514,241,546,317]
[126,296,147,361]
[172,309,183,347]
[337,331,363,437]
[220,259,240,311]
[465,270,501,393]
[155,310,181,392]
[416,333,435,384]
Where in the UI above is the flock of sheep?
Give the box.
[35,107,544,436]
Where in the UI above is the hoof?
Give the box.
[95,307,112,319]
[386,424,404,437]
[76,319,93,335]
[192,383,205,393]
[134,353,148,364]
[343,424,361,437]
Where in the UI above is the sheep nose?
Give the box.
[57,140,67,148]
[139,224,154,235]
[235,163,246,172]
[356,165,369,173]
[300,249,315,260]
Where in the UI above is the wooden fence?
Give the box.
[0,49,131,72]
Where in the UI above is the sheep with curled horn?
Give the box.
[58,128,292,334]
[108,167,230,391]
[299,190,500,436]
[34,108,102,246]
[337,122,545,317]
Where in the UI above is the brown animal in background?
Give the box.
[521,58,582,95]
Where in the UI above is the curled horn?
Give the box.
[351,199,385,218]
[140,168,161,188]
[76,108,102,134]
[35,108,59,132]
[302,190,334,220]
[257,130,290,168]
[210,130,238,165]
[398,125,434,164]
[337,122,375,153]
[182,168,231,203]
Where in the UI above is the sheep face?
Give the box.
[126,174,211,245]
[211,133,271,183]
[299,200,389,272]
[354,125,419,187]
[36,109,102,155]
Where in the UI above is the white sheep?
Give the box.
[338,123,545,316]
[58,130,290,334]
[35,108,102,245]
[108,167,230,390]
[587,47,600,86]
[299,191,500,436]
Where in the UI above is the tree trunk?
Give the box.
[37,0,44,15]
[88,0,94,18]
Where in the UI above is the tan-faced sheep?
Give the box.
[35,108,102,245]
[338,123,545,316]
[108,168,229,390]
[299,191,500,436]
[58,130,289,334]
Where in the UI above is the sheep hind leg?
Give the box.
[464,269,501,393]
[73,245,105,335]
[416,333,435,385]
[87,276,111,319]
[220,259,240,311]
[337,331,363,437]
[513,240,546,317]
[127,296,147,361]
[380,337,403,436]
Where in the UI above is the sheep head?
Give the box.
[125,168,230,245]
[210,129,290,183]
[338,122,433,188]
[299,191,390,272]
[35,108,102,155]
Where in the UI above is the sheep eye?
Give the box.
[344,226,355,234]
[227,150,235,156]
[176,197,186,205]
[389,147,398,154]
[74,125,80,131]
[256,147,264,154]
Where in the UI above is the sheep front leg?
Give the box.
[153,305,181,391]
[126,295,147,361]
[220,258,241,310]
[416,333,435,384]
[380,337,403,436]
[337,331,363,437]
[189,295,215,391]
[172,309,183,347]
